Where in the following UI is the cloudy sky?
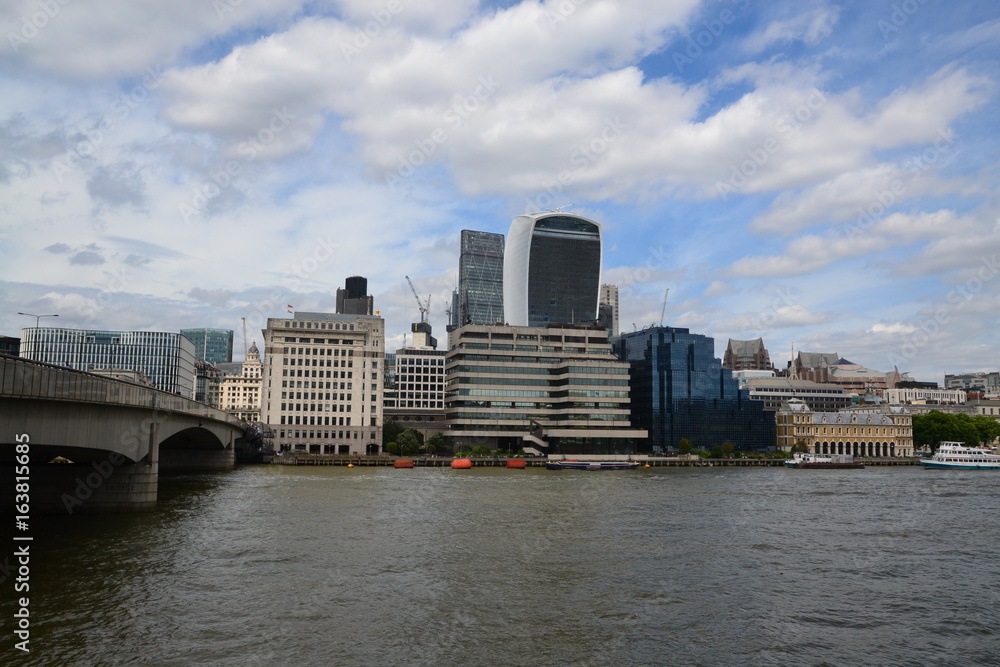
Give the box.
[1,0,998,382]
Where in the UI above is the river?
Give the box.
[3,465,998,666]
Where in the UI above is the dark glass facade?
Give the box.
[336,276,374,315]
[526,216,601,326]
[458,230,504,325]
[180,328,233,364]
[613,327,775,452]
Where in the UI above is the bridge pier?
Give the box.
[24,458,160,514]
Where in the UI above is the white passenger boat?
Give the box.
[785,452,864,469]
[920,442,1000,470]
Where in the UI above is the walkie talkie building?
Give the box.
[503,212,602,327]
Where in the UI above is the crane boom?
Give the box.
[404,275,429,322]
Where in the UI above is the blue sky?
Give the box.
[1,0,998,382]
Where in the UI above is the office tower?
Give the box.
[504,212,602,327]
[180,328,234,364]
[260,311,384,455]
[19,327,197,398]
[457,230,504,326]
[336,276,374,315]
[599,284,619,336]
[445,323,645,455]
[613,326,774,453]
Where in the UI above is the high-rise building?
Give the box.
[260,311,384,455]
[456,229,504,326]
[504,212,602,327]
[19,327,197,398]
[385,322,448,445]
[599,284,619,336]
[445,323,646,455]
[336,276,374,315]
[613,326,774,452]
[180,328,234,364]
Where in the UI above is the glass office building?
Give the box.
[613,326,774,452]
[456,230,505,326]
[19,327,197,398]
[504,213,602,327]
[180,328,234,364]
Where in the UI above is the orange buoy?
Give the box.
[506,459,526,469]
[451,458,473,469]
[347,463,354,468]
[393,459,415,469]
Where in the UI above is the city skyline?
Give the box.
[2,1,998,383]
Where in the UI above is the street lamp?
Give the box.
[18,312,59,327]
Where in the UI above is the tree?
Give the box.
[709,444,724,459]
[385,442,400,455]
[678,438,693,455]
[383,420,404,448]
[721,442,734,458]
[425,433,445,455]
[470,444,492,457]
[397,429,422,456]
[972,415,1000,446]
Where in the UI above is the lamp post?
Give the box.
[17,312,58,328]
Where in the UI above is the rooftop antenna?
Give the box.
[545,203,575,213]
[790,342,797,380]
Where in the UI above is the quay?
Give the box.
[268,456,922,467]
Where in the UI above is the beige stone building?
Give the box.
[220,342,263,422]
[776,399,914,457]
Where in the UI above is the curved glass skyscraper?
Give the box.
[503,212,602,327]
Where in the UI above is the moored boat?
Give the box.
[545,460,640,471]
[785,452,864,469]
[921,442,1000,470]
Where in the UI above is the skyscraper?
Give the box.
[336,276,374,315]
[503,212,602,327]
[180,328,234,364]
[456,229,504,326]
[599,284,619,336]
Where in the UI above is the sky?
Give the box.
[1,0,998,383]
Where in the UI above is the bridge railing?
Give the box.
[0,355,244,426]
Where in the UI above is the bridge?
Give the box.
[1,355,248,513]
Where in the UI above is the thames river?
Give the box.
[4,465,999,666]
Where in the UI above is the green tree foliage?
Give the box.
[383,420,404,447]
[385,442,399,455]
[470,445,492,457]
[397,429,422,456]
[913,410,1000,450]
[678,438,693,455]
[721,442,734,457]
[425,432,445,454]
[709,444,724,459]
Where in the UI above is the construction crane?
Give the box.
[241,317,248,359]
[659,289,669,326]
[404,275,430,322]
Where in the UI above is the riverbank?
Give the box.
[268,455,921,467]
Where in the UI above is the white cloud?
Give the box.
[744,6,840,53]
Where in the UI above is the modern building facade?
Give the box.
[945,371,1000,396]
[336,276,374,315]
[599,284,619,336]
[0,335,20,356]
[384,323,448,444]
[220,341,263,422]
[19,327,196,398]
[180,328,234,364]
[445,323,645,455]
[613,326,774,453]
[723,338,772,370]
[194,360,224,406]
[504,212,602,327]
[883,387,965,405]
[455,229,505,327]
[744,377,853,412]
[776,399,914,457]
[261,311,384,455]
